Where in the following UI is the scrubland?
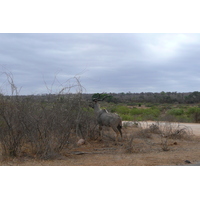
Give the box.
[1,74,200,165]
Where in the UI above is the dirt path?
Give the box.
[150,121,200,135]
[174,122,200,135]
[123,121,200,135]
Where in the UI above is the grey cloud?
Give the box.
[0,33,200,95]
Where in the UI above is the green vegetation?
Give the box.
[167,108,184,116]
[89,91,200,122]
[187,107,200,122]
[107,104,160,121]
[103,102,200,123]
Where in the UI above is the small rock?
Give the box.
[185,160,191,164]
[77,139,85,146]
[174,142,177,145]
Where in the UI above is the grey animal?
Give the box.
[92,98,122,142]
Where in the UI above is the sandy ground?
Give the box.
[143,121,200,136]
[1,121,200,166]
[123,121,200,133]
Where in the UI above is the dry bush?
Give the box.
[0,96,26,157]
[123,124,152,154]
[136,122,152,139]
[135,128,152,139]
[0,73,99,159]
[70,96,99,141]
[149,123,160,134]
[0,93,99,159]
[167,126,193,140]
[148,121,193,151]
[124,133,152,154]
[0,72,25,157]
[160,137,170,151]
[123,121,194,153]
[23,98,72,159]
[124,135,134,153]
[22,94,99,159]
[150,121,193,139]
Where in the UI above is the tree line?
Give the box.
[83,91,200,104]
[2,91,200,104]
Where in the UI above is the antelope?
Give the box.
[92,96,122,142]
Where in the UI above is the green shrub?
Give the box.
[167,108,184,116]
[187,107,200,114]
[187,107,200,122]
[130,108,143,115]
[116,106,130,114]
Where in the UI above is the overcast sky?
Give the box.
[1,33,200,95]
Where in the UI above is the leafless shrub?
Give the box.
[0,72,24,157]
[124,133,152,154]
[24,91,95,159]
[0,73,99,159]
[23,98,73,159]
[123,123,152,153]
[0,96,25,157]
[136,128,152,139]
[150,121,193,139]
[136,122,152,139]
[167,125,193,140]
[149,123,160,134]
[129,121,194,152]
[124,135,135,153]
[160,137,170,151]
[76,110,99,141]
[147,121,193,151]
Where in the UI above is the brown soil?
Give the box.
[1,124,200,166]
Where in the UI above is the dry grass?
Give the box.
[1,123,200,166]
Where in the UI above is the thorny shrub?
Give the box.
[149,121,193,151]
[0,96,25,157]
[149,121,193,139]
[0,74,98,159]
[0,94,98,159]
[124,121,193,153]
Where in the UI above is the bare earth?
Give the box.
[146,121,200,136]
[1,121,200,166]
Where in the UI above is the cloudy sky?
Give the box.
[1,33,200,95]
